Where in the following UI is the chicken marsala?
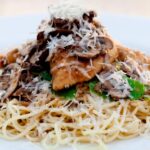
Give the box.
[0,4,149,102]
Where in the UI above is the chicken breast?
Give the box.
[117,44,150,65]
[50,45,118,91]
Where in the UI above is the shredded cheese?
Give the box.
[37,3,107,62]
[96,71,131,97]
[48,3,87,21]
[120,57,150,85]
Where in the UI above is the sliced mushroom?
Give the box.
[51,18,69,29]
[3,72,21,100]
[0,75,10,90]
[48,29,73,38]
[13,87,33,102]
[83,11,97,23]
[20,41,37,56]
[72,19,80,29]
[95,80,129,99]
[2,64,21,101]
[26,45,37,62]
[37,49,49,65]
[98,36,114,50]
[37,31,45,43]
[109,89,128,99]
[29,48,49,65]
[74,36,114,59]
[94,81,129,99]
[74,47,100,58]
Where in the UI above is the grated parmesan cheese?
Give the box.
[37,3,107,62]
[0,69,3,76]
[97,71,131,97]
[48,3,87,21]
[121,58,150,85]
[139,70,150,84]
[47,35,75,50]
[0,90,6,99]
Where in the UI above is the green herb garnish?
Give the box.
[53,86,77,100]
[31,68,52,81]
[101,92,108,99]
[89,80,98,95]
[127,78,146,100]
[40,71,52,81]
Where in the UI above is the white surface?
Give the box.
[0,13,150,150]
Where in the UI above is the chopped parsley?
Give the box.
[89,80,98,95]
[31,68,52,81]
[127,78,146,100]
[40,71,52,81]
[53,86,77,100]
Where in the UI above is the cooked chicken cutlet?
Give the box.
[117,44,150,64]
[51,46,118,90]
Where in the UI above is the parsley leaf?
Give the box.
[53,86,76,100]
[89,80,98,94]
[101,92,108,99]
[40,71,52,81]
[127,78,146,100]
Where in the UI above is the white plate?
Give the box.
[0,13,150,150]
